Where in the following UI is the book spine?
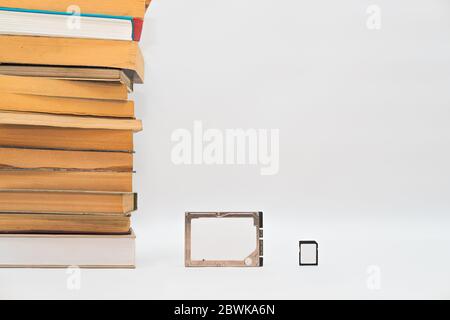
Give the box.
[133,18,144,41]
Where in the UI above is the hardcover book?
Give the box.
[0,8,143,41]
[0,231,136,268]
[0,36,145,83]
[0,0,148,269]
[0,125,134,152]
[1,0,148,18]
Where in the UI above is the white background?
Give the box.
[1,0,450,299]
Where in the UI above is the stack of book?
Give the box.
[0,0,151,268]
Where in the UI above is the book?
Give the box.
[0,190,136,215]
[0,0,147,270]
[0,93,134,118]
[0,147,133,172]
[0,75,128,100]
[1,0,147,19]
[0,35,145,83]
[0,111,142,132]
[0,125,134,152]
[0,171,132,192]
[0,231,135,267]
[0,213,131,234]
[0,65,133,91]
[0,8,142,41]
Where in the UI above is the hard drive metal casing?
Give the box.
[185,212,264,267]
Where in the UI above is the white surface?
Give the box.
[191,217,256,261]
[1,0,450,299]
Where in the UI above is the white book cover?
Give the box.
[0,230,136,268]
[0,8,133,41]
